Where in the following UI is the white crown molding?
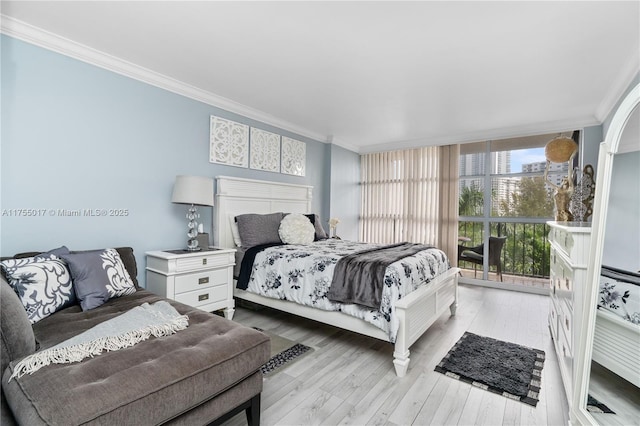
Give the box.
[328,137,361,154]
[0,15,329,144]
[359,116,602,154]
[595,53,640,123]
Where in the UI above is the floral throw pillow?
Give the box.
[61,248,137,311]
[1,250,75,324]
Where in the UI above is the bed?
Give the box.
[592,265,640,387]
[214,176,459,377]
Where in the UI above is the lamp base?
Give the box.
[186,234,200,251]
[185,204,201,252]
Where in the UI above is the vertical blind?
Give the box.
[438,144,460,263]
[360,145,460,263]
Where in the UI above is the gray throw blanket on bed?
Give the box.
[328,242,434,310]
[10,301,189,380]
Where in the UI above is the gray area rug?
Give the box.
[435,332,545,407]
[253,327,313,375]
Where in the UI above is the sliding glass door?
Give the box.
[458,132,578,291]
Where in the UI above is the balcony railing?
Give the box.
[458,221,551,288]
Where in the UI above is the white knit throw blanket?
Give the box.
[10,301,189,380]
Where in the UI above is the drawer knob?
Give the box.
[198,277,210,285]
[198,293,209,301]
[202,258,207,265]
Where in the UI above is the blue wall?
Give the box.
[1,35,341,284]
[601,75,640,271]
[329,144,360,241]
[602,151,640,271]
[582,125,603,173]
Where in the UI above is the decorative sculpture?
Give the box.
[569,164,596,222]
[544,136,579,222]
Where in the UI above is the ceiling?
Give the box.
[1,1,639,153]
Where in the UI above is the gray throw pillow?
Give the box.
[61,248,136,311]
[36,245,71,260]
[305,214,328,240]
[236,212,285,248]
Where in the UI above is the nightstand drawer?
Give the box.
[175,252,231,272]
[174,284,228,308]
[175,268,228,294]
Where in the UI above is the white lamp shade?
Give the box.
[171,175,214,206]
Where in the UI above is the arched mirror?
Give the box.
[571,82,640,425]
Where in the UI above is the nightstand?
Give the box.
[146,248,236,319]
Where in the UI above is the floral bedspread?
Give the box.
[598,266,640,325]
[244,239,450,342]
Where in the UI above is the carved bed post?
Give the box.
[393,307,410,377]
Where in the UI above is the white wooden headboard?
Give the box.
[214,176,313,248]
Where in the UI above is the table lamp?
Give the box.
[171,175,214,251]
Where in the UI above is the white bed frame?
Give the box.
[215,176,459,377]
[592,309,640,387]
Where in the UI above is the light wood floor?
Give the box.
[459,269,549,289]
[224,284,570,426]
[589,361,640,426]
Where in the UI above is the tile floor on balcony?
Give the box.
[459,267,550,289]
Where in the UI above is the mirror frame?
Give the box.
[571,82,640,425]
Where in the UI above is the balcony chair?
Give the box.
[458,236,508,281]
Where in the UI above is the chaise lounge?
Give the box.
[1,247,270,426]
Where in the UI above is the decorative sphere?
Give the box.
[545,137,578,163]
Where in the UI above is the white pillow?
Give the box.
[229,217,242,247]
[279,213,315,245]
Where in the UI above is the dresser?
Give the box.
[547,221,591,404]
[146,248,236,319]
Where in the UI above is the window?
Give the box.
[458,132,579,288]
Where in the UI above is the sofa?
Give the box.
[1,247,270,425]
